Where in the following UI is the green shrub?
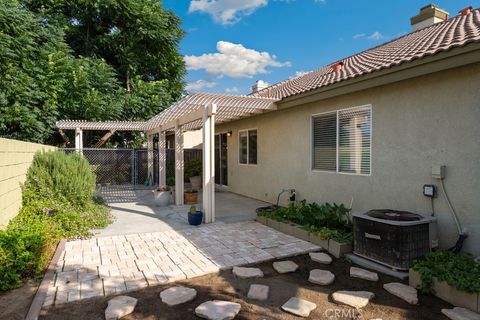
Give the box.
[0,219,60,290]
[0,151,112,291]
[258,200,353,243]
[185,159,202,178]
[413,250,480,294]
[24,151,96,207]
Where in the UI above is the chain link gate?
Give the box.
[64,148,158,185]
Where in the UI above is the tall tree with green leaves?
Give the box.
[0,0,124,143]
[26,0,186,121]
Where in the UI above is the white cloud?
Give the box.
[225,86,239,93]
[353,31,384,40]
[189,0,326,24]
[188,0,267,25]
[353,33,366,39]
[184,41,290,78]
[367,31,384,40]
[185,80,217,92]
[290,70,309,79]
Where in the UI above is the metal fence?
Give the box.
[64,148,202,185]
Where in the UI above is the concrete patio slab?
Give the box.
[94,186,270,237]
[46,221,320,306]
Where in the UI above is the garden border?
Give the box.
[25,239,66,320]
[256,216,352,258]
[409,269,480,312]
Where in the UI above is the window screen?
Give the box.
[339,107,371,174]
[312,106,371,174]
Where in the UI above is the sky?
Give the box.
[163,0,478,95]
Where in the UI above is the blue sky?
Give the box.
[163,0,477,95]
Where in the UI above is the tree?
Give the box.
[0,0,125,143]
[26,0,186,121]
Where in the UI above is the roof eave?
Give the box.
[277,42,480,109]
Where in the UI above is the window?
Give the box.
[312,106,371,174]
[239,129,257,165]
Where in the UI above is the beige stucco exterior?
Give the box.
[216,62,480,256]
[0,138,56,228]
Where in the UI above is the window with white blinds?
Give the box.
[312,106,371,175]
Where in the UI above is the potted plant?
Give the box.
[184,188,198,204]
[185,159,202,189]
[153,185,171,207]
[188,205,203,226]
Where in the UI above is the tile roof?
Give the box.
[252,8,480,100]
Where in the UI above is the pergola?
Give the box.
[57,92,279,223]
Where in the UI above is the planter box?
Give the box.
[308,234,329,250]
[409,269,479,312]
[328,239,352,258]
[266,218,280,231]
[255,216,267,225]
[278,221,296,235]
[289,225,310,241]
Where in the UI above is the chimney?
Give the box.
[251,80,269,93]
[410,4,449,31]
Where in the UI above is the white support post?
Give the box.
[202,103,217,223]
[75,128,83,153]
[158,130,166,186]
[147,133,154,184]
[175,122,184,205]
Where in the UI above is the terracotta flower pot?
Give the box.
[184,192,198,204]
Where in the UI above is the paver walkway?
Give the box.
[45,221,320,306]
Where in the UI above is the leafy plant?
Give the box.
[185,159,202,178]
[259,200,353,243]
[0,151,111,291]
[189,206,200,214]
[24,151,96,207]
[413,250,480,294]
[166,177,175,186]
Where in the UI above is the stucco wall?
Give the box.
[216,63,480,256]
[0,138,56,228]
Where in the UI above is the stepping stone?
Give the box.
[383,282,418,305]
[281,297,317,317]
[273,260,298,274]
[160,286,197,306]
[331,290,375,309]
[232,266,263,279]
[308,269,335,285]
[309,252,332,264]
[247,284,269,301]
[350,267,379,282]
[442,307,480,320]
[195,300,241,320]
[105,296,138,320]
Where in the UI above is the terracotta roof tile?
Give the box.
[252,9,480,100]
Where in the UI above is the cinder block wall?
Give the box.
[0,138,56,228]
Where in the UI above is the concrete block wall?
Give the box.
[0,138,56,228]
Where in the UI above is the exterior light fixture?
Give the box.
[226,131,233,137]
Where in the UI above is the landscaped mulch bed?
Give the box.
[39,254,452,319]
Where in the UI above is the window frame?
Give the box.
[238,128,258,166]
[310,105,372,176]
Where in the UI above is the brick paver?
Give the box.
[45,221,320,306]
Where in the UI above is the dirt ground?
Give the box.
[39,254,452,320]
[0,279,40,320]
